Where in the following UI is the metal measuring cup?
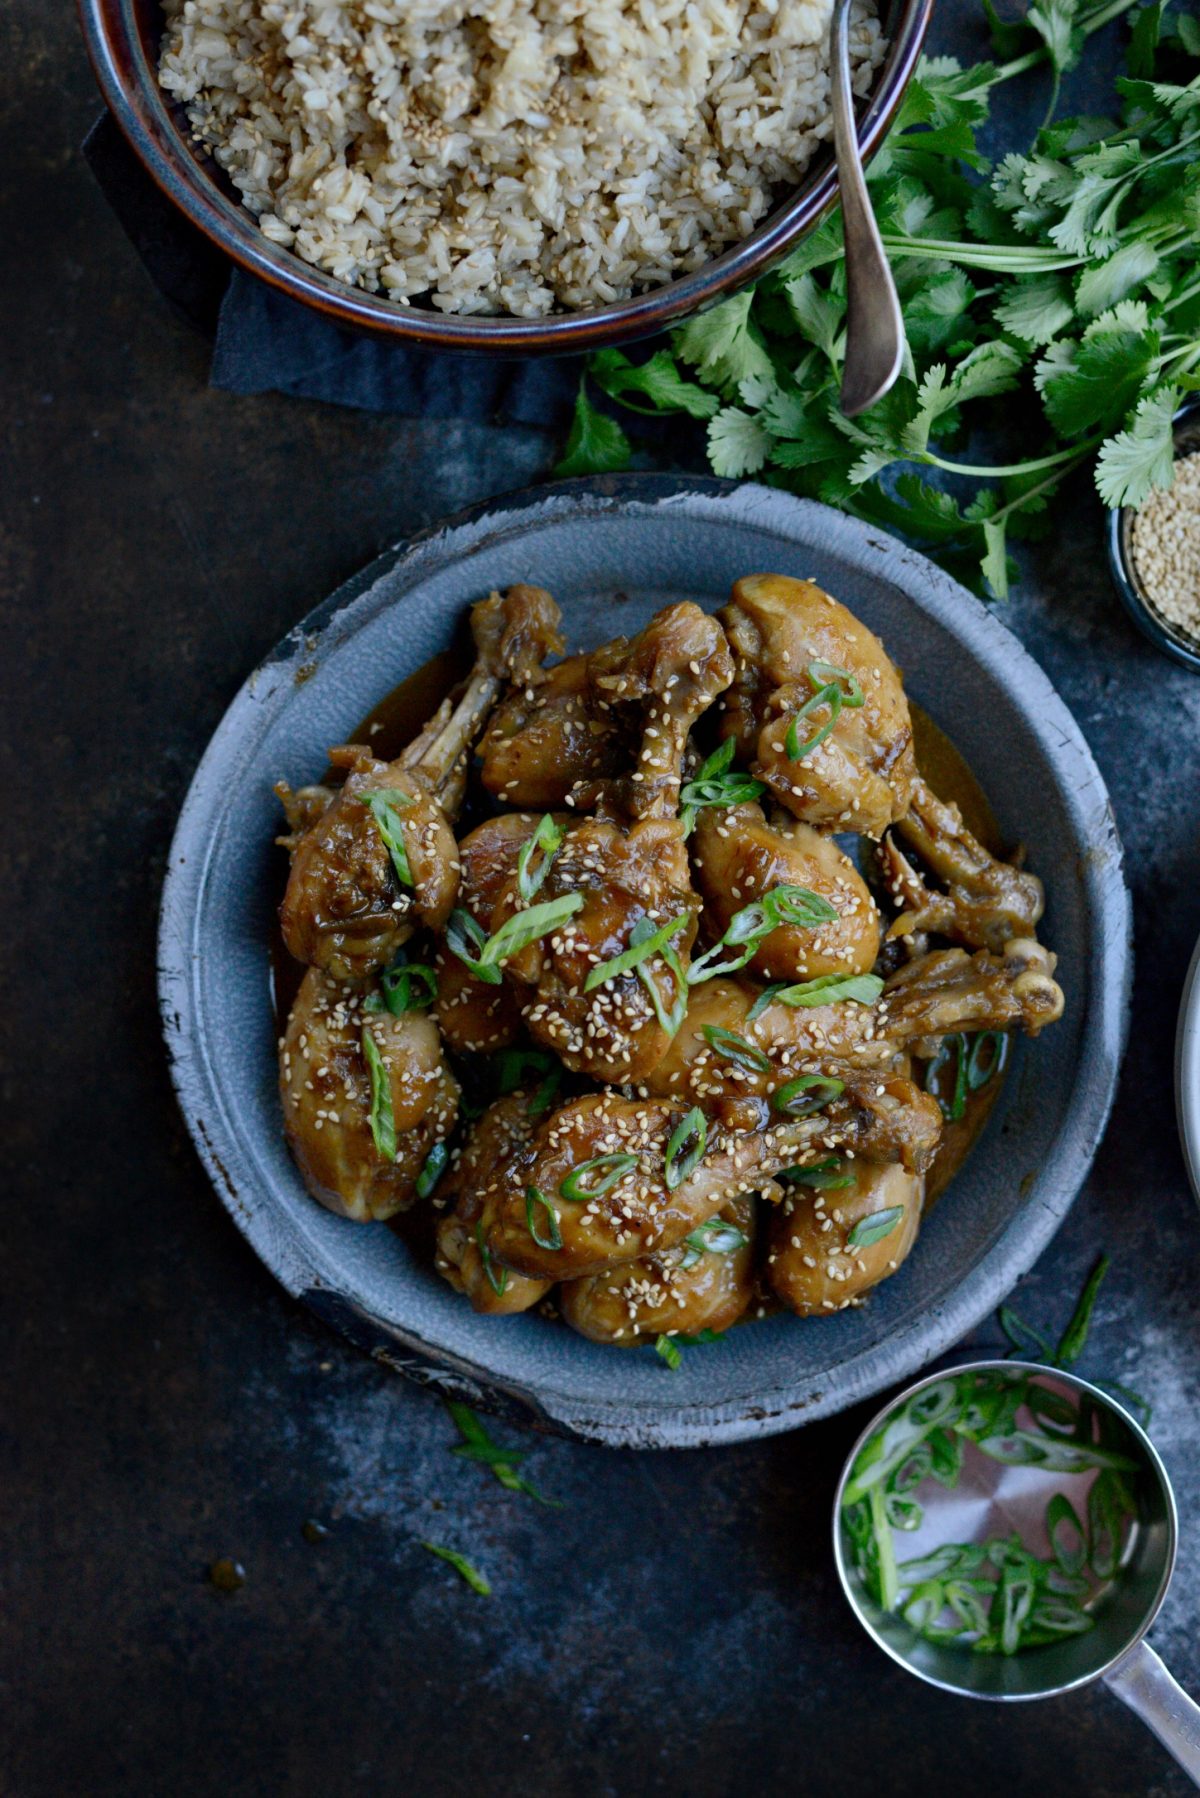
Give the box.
[832,1360,1200,1785]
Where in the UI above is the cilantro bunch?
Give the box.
[557,0,1200,598]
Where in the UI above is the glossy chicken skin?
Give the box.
[501,603,733,1084]
[434,1096,552,1315]
[479,653,624,809]
[279,585,563,981]
[721,575,916,837]
[692,801,880,981]
[767,1161,923,1316]
[280,968,459,1222]
[560,1195,756,1343]
[881,776,1045,952]
[482,1082,941,1282]
[433,813,568,1054]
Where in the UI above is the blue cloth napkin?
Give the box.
[83,113,581,427]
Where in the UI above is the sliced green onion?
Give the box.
[1055,1253,1110,1369]
[687,884,837,985]
[747,982,788,1021]
[772,1073,844,1117]
[584,910,690,994]
[773,972,885,1008]
[363,787,415,887]
[846,1205,904,1250]
[925,1033,968,1121]
[474,1221,508,1297]
[559,1153,639,1203]
[782,1157,855,1191]
[447,892,585,987]
[415,1139,450,1199]
[495,1048,561,1116]
[516,814,565,902]
[629,914,689,1035]
[967,1029,1007,1091]
[998,1566,1036,1655]
[679,1216,749,1268]
[701,1024,771,1074]
[785,682,841,761]
[524,1185,562,1252]
[679,738,767,834]
[665,1107,707,1190]
[1046,1493,1087,1576]
[808,659,864,708]
[362,1025,396,1161]
[419,1542,491,1596]
[378,954,438,1014]
[655,1335,682,1370]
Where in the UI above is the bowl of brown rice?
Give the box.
[79,0,931,354]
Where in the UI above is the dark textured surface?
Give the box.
[3,5,1199,1795]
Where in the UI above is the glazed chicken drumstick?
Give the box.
[278,585,563,981]
[880,775,1045,952]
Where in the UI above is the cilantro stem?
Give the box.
[882,237,1084,272]
[920,438,1102,480]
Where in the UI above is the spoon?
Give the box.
[829,0,905,417]
[833,1360,1200,1786]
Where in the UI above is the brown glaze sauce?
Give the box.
[268,660,1013,1267]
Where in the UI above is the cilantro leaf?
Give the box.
[708,407,772,477]
[554,378,632,478]
[993,274,1075,344]
[673,290,774,391]
[590,348,720,419]
[1095,383,1180,506]
[1035,320,1159,436]
[1074,241,1160,316]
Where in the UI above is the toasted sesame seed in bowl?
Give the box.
[1109,402,1200,674]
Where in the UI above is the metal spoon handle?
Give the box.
[829,0,904,417]
[1105,1641,1200,1788]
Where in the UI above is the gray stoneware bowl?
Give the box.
[158,477,1132,1448]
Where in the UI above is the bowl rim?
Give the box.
[156,474,1133,1448]
[77,0,932,355]
[1107,400,1200,674]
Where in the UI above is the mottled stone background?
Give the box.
[3,4,1199,1794]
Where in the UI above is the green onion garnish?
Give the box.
[524,1185,562,1252]
[701,1024,771,1074]
[376,953,437,1014]
[782,1157,855,1190]
[785,682,841,761]
[363,787,415,887]
[772,1074,844,1117]
[687,884,838,985]
[583,910,690,995]
[474,1221,508,1297]
[925,1033,968,1120]
[629,914,689,1035]
[679,1216,749,1268]
[664,1107,707,1190]
[415,1139,450,1199]
[446,891,585,987]
[559,1153,639,1203]
[1046,1493,1087,1576]
[419,1541,491,1596]
[773,972,884,1008]
[495,1048,562,1117]
[655,1335,683,1370]
[516,814,565,902]
[747,981,788,1021]
[846,1205,904,1250]
[361,1025,396,1160]
[679,738,766,834]
[967,1030,1008,1091]
[808,660,865,708]
[445,1400,563,1508]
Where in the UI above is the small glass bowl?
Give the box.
[1108,401,1200,673]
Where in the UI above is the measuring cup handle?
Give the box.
[1104,1640,1200,1788]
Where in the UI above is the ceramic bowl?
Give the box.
[158,476,1132,1447]
[79,0,931,355]
[1107,401,1200,673]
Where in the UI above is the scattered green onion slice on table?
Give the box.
[665,1107,707,1189]
[846,1206,904,1250]
[516,814,565,902]
[524,1185,562,1251]
[583,910,690,994]
[420,1541,491,1596]
[772,1074,845,1117]
[415,1139,450,1199]
[446,891,584,986]
[361,1024,396,1160]
[362,787,415,887]
[701,1024,771,1073]
[559,1153,639,1203]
